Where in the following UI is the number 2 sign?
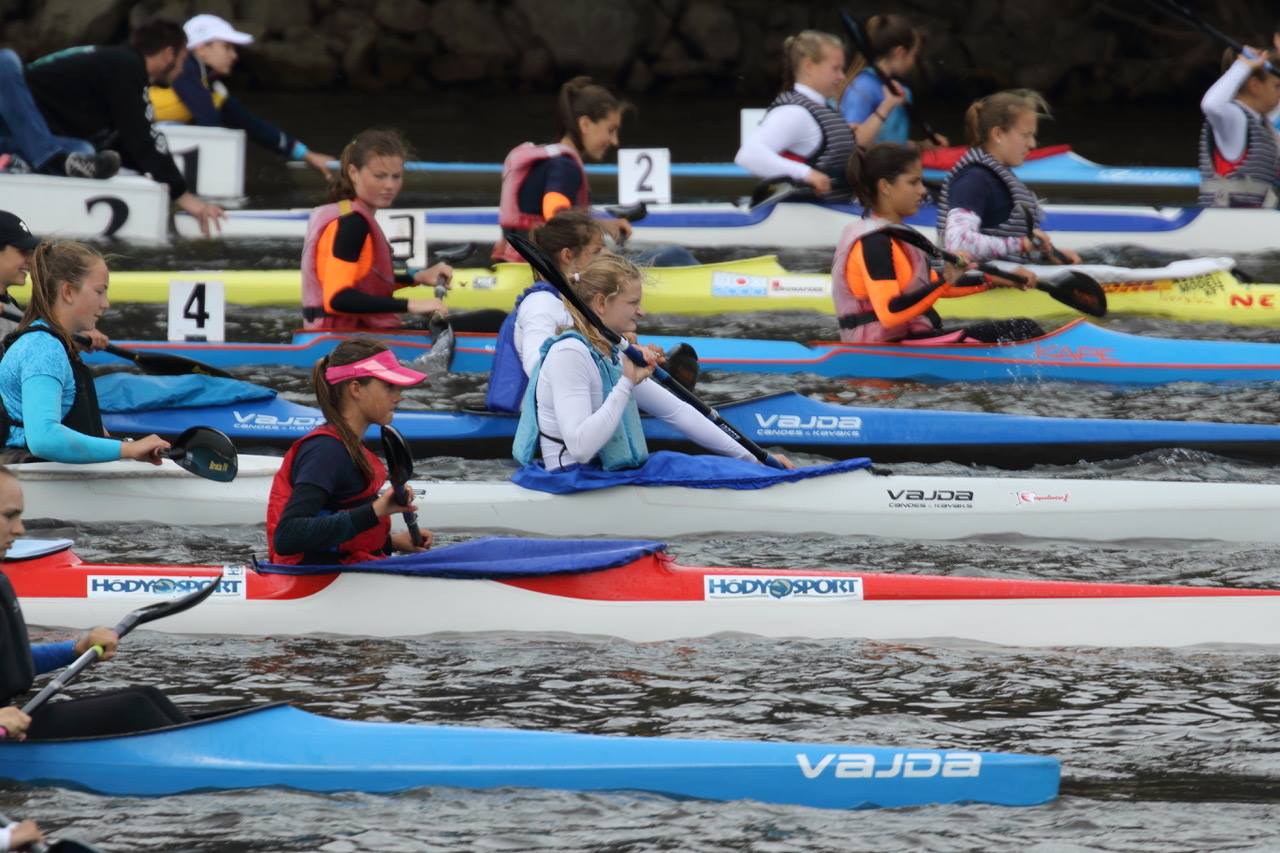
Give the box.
[617,148,671,205]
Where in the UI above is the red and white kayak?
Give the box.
[9,539,1279,648]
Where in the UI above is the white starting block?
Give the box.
[0,172,168,242]
[156,124,246,199]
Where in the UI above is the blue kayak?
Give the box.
[0,703,1058,808]
[90,320,1280,385]
[98,379,1280,466]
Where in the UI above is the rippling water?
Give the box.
[9,172,1280,849]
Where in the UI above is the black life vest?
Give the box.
[0,571,34,705]
[0,325,104,449]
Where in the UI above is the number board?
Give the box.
[168,280,225,342]
[617,148,671,205]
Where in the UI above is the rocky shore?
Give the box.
[0,0,1270,102]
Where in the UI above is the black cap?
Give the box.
[0,211,40,251]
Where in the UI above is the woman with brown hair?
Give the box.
[838,14,947,150]
[0,240,169,463]
[267,339,432,565]
[300,128,453,331]
[492,76,634,263]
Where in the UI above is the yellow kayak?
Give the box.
[63,260,1280,326]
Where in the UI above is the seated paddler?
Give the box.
[0,240,170,464]
[833,143,1043,344]
[268,340,434,564]
[0,465,188,740]
[512,252,792,472]
[301,128,454,332]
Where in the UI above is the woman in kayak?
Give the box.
[1198,46,1280,207]
[935,89,1080,265]
[0,466,188,740]
[512,252,791,471]
[485,209,605,413]
[268,339,432,564]
[735,30,854,202]
[301,128,454,331]
[838,14,948,150]
[0,241,170,464]
[833,143,1041,344]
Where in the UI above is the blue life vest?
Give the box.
[512,331,648,470]
[484,281,560,413]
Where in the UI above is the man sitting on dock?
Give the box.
[22,19,225,235]
[148,14,335,177]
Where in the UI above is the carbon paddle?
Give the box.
[504,232,784,468]
[0,307,232,379]
[0,811,103,853]
[0,573,223,737]
[839,8,947,146]
[1149,0,1280,80]
[884,224,1107,318]
[380,424,423,547]
[163,426,238,482]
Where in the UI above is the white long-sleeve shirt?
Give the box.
[1201,59,1256,162]
[533,337,755,470]
[514,290,572,376]
[734,83,826,184]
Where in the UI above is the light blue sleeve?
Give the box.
[21,374,121,463]
[839,72,884,124]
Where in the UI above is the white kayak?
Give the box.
[12,456,1279,546]
[10,538,1280,648]
[174,201,1280,255]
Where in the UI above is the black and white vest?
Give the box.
[935,147,1042,240]
[1198,103,1280,208]
[766,89,855,203]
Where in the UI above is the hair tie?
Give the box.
[572,272,581,282]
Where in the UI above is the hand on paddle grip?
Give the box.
[0,707,30,740]
[122,434,171,465]
[74,627,118,661]
[374,484,417,518]
[804,169,832,195]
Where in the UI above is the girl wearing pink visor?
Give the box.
[266,340,432,565]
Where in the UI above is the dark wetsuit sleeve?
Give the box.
[516,156,583,216]
[271,440,381,558]
[220,95,297,157]
[323,214,409,314]
[106,73,187,198]
[171,61,220,126]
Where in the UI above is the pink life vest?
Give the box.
[492,142,590,262]
[831,218,938,343]
[301,198,399,331]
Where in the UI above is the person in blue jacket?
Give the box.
[839,14,948,151]
[148,14,335,177]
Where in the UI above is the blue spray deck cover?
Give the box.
[257,536,667,578]
[513,451,872,494]
[95,373,274,412]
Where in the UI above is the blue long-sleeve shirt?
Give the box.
[31,640,75,674]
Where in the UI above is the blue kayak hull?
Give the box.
[0,704,1058,808]
[100,388,1280,467]
[89,320,1280,385]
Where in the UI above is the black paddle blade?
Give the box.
[379,425,422,548]
[505,233,562,292]
[104,343,233,379]
[165,426,238,482]
[48,840,107,853]
[664,342,700,392]
[411,315,455,376]
[115,571,224,637]
[1040,274,1107,318]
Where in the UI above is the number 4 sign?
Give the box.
[617,148,671,205]
[167,279,225,341]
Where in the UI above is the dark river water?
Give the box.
[4,93,1280,851]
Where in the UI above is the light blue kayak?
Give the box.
[0,703,1059,808]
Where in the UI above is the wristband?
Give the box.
[290,141,309,160]
[874,110,888,121]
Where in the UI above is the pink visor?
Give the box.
[324,351,427,386]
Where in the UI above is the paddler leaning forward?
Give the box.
[0,466,189,742]
[267,339,433,565]
[934,89,1080,266]
[0,241,170,464]
[512,252,793,472]
[833,143,1042,344]
[300,128,454,332]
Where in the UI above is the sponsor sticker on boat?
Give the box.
[796,751,981,780]
[87,570,245,600]
[704,575,863,601]
[711,271,768,298]
[471,276,498,290]
[886,488,974,510]
[753,413,861,439]
[1015,491,1070,505]
[766,275,828,298]
[231,412,324,432]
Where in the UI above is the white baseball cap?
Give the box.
[184,14,254,49]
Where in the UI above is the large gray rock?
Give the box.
[678,1,739,63]
[32,0,130,54]
[513,0,640,74]
[427,0,514,61]
[239,0,313,39]
[373,0,429,35]
[240,32,337,89]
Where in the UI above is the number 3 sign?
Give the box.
[617,148,671,205]
[168,279,226,341]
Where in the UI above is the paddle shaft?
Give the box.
[1151,0,1280,79]
[840,9,946,146]
[881,225,1027,285]
[504,233,783,468]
